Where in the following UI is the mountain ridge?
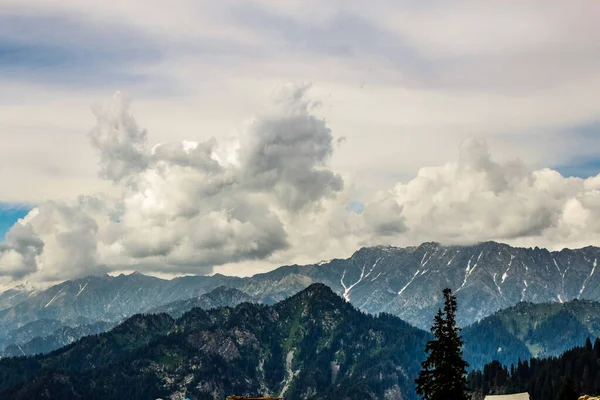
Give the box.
[1,241,599,338]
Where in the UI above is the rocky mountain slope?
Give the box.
[1,241,599,336]
[462,299,600,369]
[0,284,431,400]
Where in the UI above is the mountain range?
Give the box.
[2,241,600,340]
[0,286,260,358]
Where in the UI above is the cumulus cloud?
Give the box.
[1,85,600,283]
[0,221,43,279]
[238,83,343,211]
[362,138,600,248]
[0,84,343,281]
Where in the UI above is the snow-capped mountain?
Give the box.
[1,241,599,337]
[240,241,600,329]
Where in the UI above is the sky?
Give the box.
[1,0,600,285]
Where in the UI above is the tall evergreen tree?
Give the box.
[415,288,469,400]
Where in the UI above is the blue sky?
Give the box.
[556,159,600,179]
[0,204,32,240]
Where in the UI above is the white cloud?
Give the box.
[361,138,600,249]
[1,84,600,282]
[2,1,600,204]
[0,85,344,281]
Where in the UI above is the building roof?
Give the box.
[485,394,530,400]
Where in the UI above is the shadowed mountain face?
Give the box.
[0,284,431,400]
[1,241,599,338]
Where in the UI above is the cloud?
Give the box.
[1,84,600,283]
[0,220,43,279]
[2,0,600,211]
[89,93,149,182]
[1,2,600,282]
[238,83,343,211]
[0,84,341,281]
[0,203,32,241]
[361,138,600,248]
[362,196,406,237]
[0,9,163,88]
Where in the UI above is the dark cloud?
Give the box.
[239,83,344,211]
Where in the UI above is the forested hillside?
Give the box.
[462,299,600,369]
[469,338,600,400]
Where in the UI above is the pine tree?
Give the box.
[415,288,469,400]
[415,309,445,399]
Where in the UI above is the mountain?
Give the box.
[0,272,241,338]
[145,286,263,318]
[2,241,600,336]
[0,284,431,400]
[0,283,37,311]
[0,286,257,358]
[469,338,600,400]
[0,319,64,350]
[462,299,600,370]
[282,241,600,330]
[0,320,116,358]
